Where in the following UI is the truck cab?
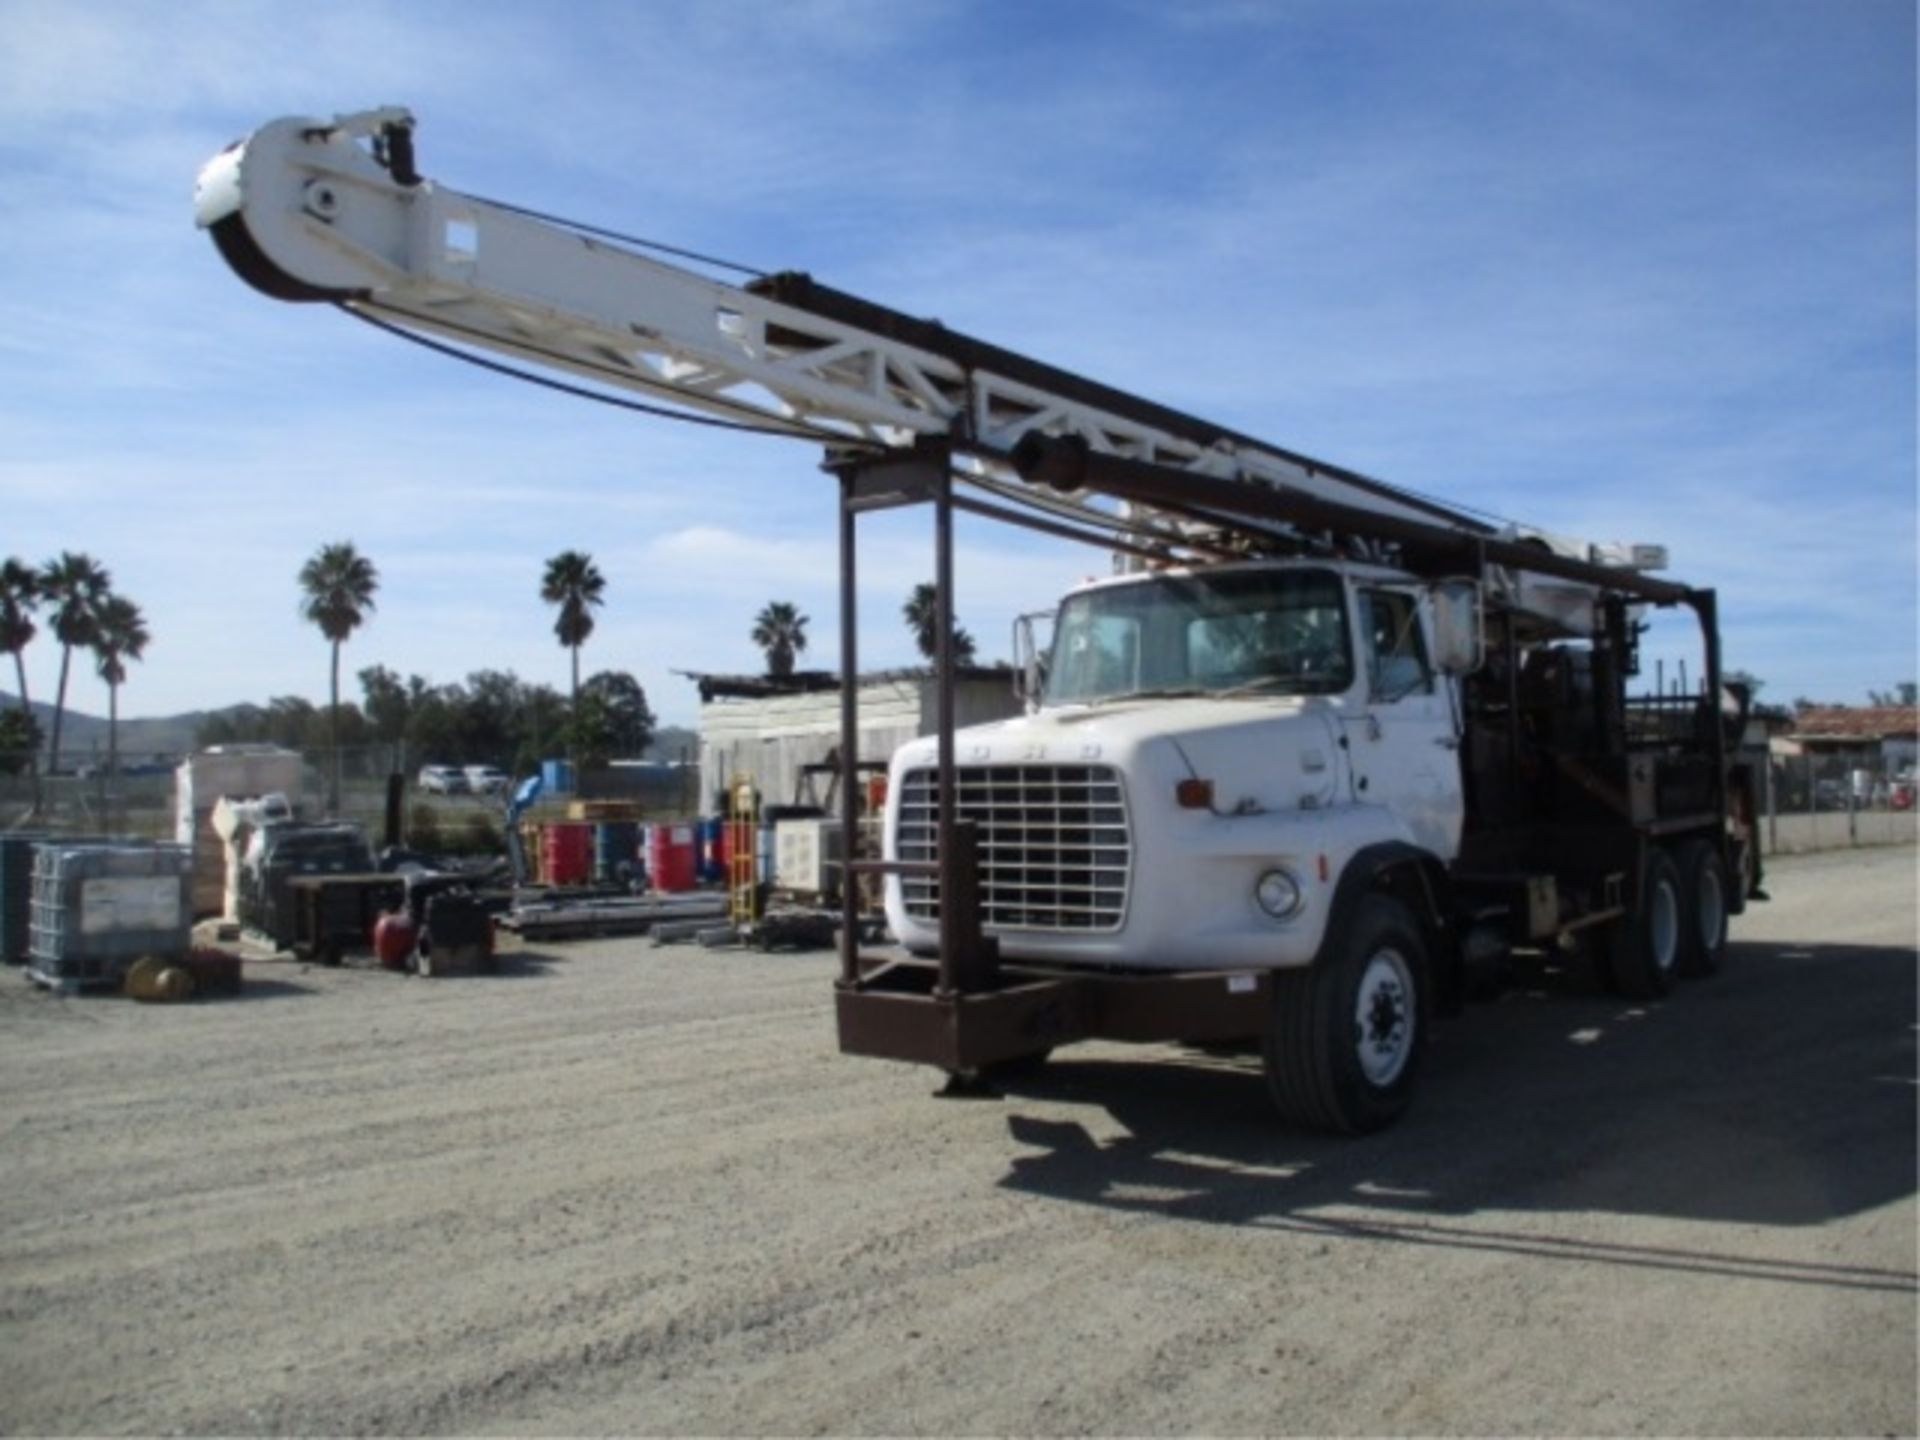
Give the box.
[883,559,1471,974]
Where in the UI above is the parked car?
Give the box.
[418,765,469,795]
[464,765,509,796]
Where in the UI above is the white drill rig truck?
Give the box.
[196,108,1764,1132]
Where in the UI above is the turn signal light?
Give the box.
[1176,778,1214,810]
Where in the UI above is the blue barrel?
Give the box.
[593,821,640,884]
[696,817,723,883]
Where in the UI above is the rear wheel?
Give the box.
[1674,839,1729,977]
[1605,848,1683,999]
[1263,893,1429,1134]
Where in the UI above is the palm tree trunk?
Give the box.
[569,644,580,759]
[107,680,119,837]
[13,648,39,808]
[329,640,342,815]
[50,643,71,774]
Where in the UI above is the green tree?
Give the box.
[903,582,977,666]
[38,552,110,773]
[514,683,570,777]
[540,550,606,732]
[751,601,809,677]
[580,670,657,757]
[359,664,412,773]
[298,541,379,812]
[0,710,40,777]
[566,689,616,769]
[0,557,39,724]
[90,594,150,780]
[1867,682,1917,707]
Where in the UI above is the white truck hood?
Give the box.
[891,695,1347,816]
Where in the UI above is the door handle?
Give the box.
[1434,736,1461,750]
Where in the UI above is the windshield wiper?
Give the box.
[1213,675,1307,698]
[1084,685,1208,706]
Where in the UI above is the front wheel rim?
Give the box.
[1354,948,1416,1087]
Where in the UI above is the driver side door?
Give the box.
[1341,587,1465,859]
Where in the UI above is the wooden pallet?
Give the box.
[565,800,645,822]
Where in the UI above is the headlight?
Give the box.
[1255,868,1304,919]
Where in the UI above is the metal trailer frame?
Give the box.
[829,442,1282,1073]
[828,437,1749,1077]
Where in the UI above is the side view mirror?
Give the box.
[1429,579,1485,675]
[1012,611,1053,709]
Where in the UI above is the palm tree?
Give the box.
[541,550,606,721]
[751,601,809,677]
[903,582,977,666]
[298,541,379,813]
[39,552,110,773]
[90,594,150,781]
[0,558,39,723]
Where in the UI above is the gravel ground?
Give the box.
[0,847,1913,1436]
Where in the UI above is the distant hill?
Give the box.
[645,725,699,762]
[0,692,239,762]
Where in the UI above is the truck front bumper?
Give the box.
[835,954,1272,1074]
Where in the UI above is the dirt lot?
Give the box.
[1,847,1913,1436]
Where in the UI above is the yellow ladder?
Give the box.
[727,775,758,926]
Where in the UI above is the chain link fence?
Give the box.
[3,743,1912,856]
[1760,750,1918,854]
[0,744,701,851]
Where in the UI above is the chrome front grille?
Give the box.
[896,765,1131,932]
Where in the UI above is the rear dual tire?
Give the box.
[1674,839,1729,978]
[1606,848,1683,999]
[1606,840,1728,998]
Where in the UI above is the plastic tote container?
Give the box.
[0,831,46,965]
[28,842,193,989]
[647,823,698,893]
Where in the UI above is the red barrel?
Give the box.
[648,822,698,893]
[542,822,593,886]
[374,911,419,971]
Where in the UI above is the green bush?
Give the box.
[405,801,442,852]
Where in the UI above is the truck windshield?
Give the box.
[1045,568,1353,705]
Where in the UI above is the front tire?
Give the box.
[1263,894,1430,1134]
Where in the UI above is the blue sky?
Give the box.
[1,0,1913,727]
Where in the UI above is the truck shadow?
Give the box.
[996,939,1917,1288]
[475,949,562,979]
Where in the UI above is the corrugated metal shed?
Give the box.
[695,667,1021,812]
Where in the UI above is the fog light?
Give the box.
[1255,868,1304,919]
